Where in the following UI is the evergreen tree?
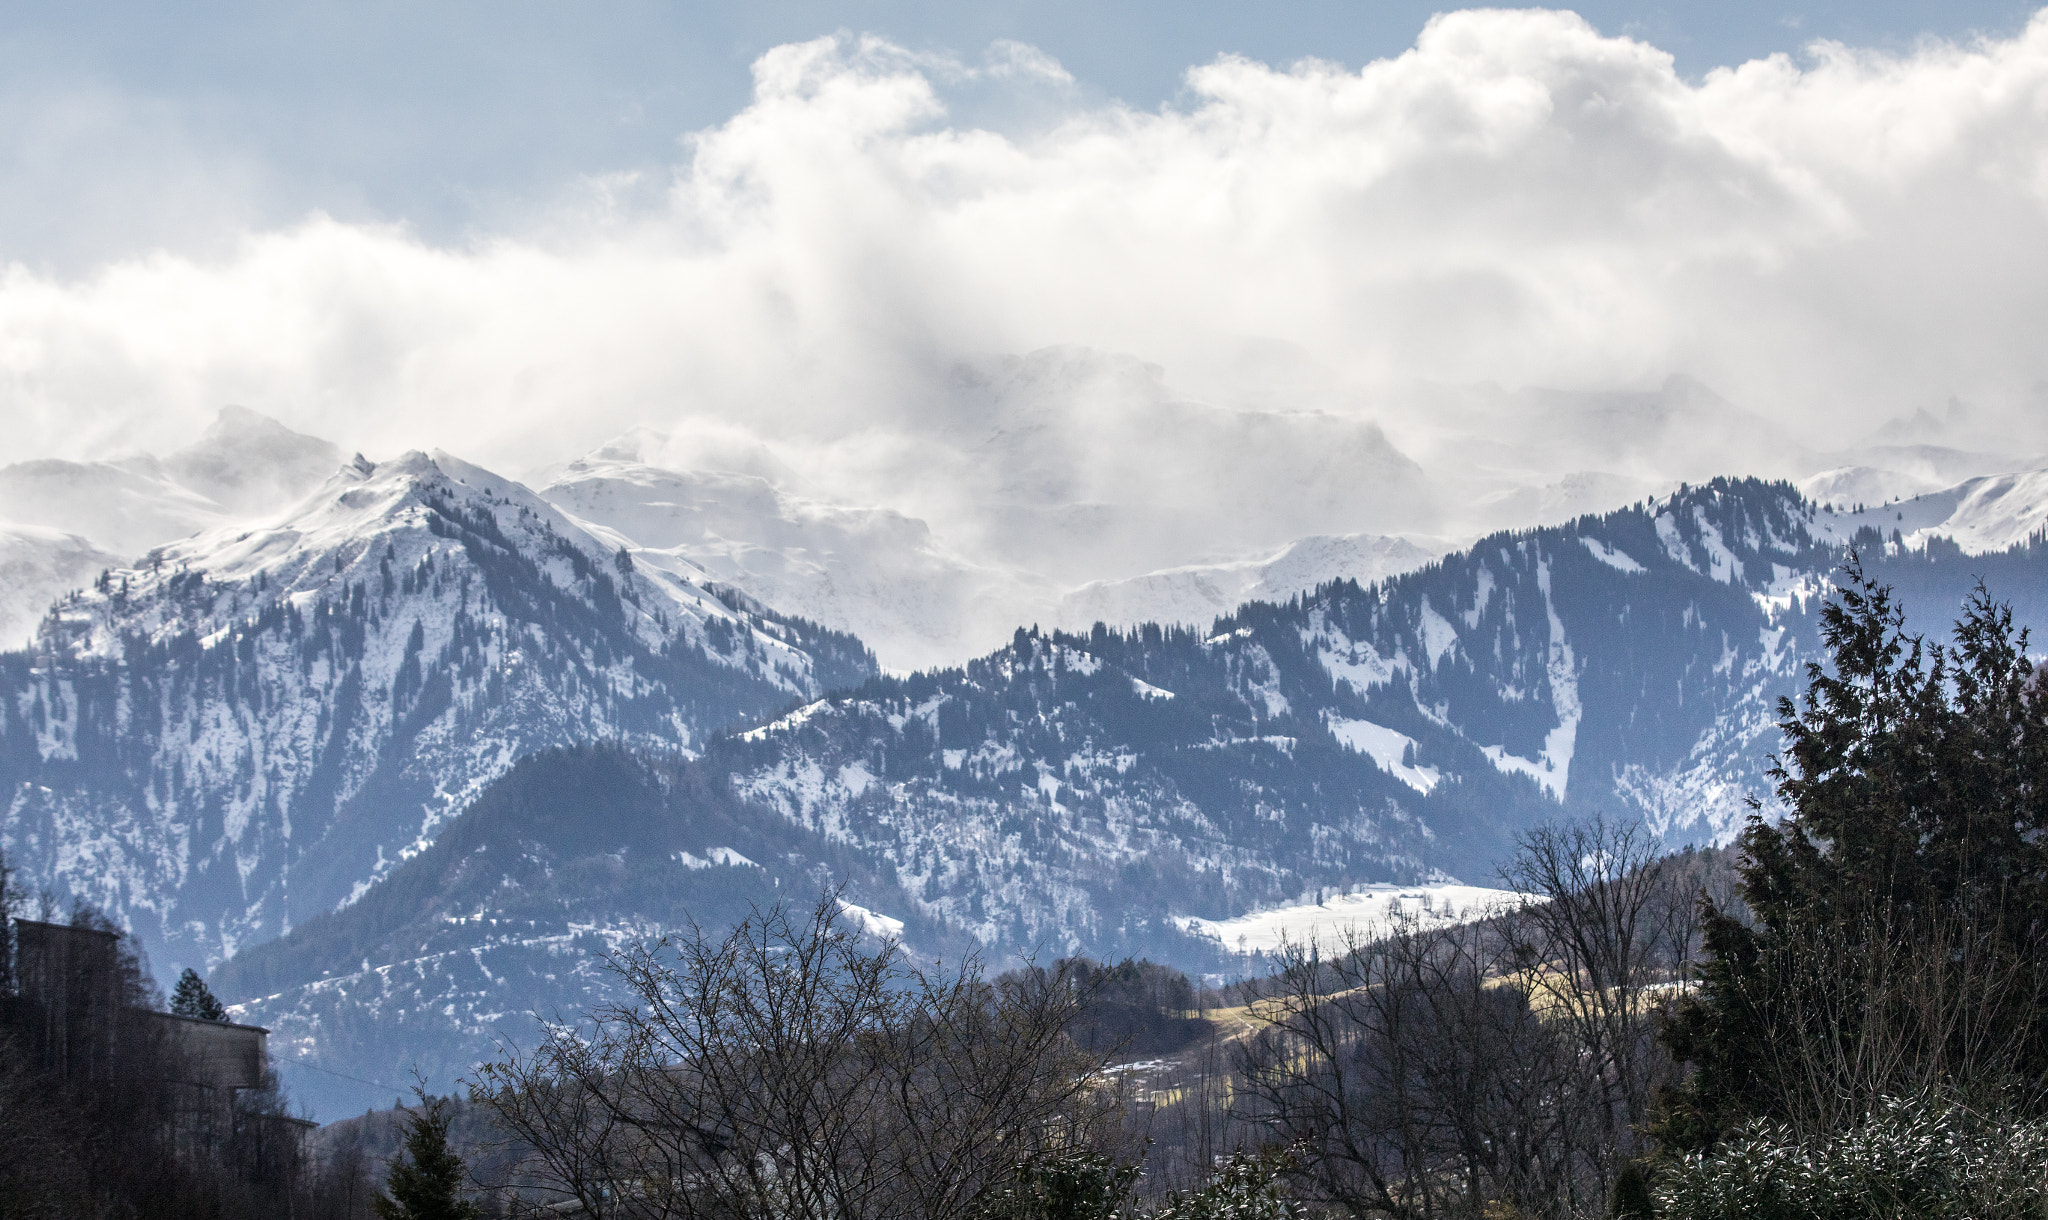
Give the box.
[169,966,228,1021]
[1659,559,2048,1151]
[374,1090,481,1220]
[972,1147,1141,1220]
[1154,1147,1301,1220]
[1608,1160,1655,1219]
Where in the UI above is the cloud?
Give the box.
[4,11,2048,550]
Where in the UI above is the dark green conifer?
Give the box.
[374,1091,481,1220]
[1608,1160,1655,1219]
[169,967,228,1021]
[1659,558,2048,1151]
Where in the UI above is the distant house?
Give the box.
[159,1007,272,1090]
[5,919,310,1135]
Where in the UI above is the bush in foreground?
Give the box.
[1660,1096,2048,1220]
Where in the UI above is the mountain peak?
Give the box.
[163,407,343,515]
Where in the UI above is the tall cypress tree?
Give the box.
[375,1091,481,1220]
[1658,559,2048,1151]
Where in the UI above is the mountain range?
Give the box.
[219,477,2048,1117]
[4,389,2048,1120]
[2,449,870,973]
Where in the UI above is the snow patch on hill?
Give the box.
[1176,883,1530,956]
[1325,716,1439,793]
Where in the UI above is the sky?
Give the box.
[3,1,2048,539]
[1,1,2037,266]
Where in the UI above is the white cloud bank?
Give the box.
[5,11,2048,546]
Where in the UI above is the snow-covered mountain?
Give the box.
[692,479,1835,953]
[210,473,2048,1119]
[538,430,1056,674]
[0,449,872,973]
[1054,532,1448,632]
[0,407,346,646]
[603,474,2048,949]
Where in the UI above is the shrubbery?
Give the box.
[1660,1097,2048,1220]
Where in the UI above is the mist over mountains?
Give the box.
[0,406,344,646]
[2,442,871,973]
[4,391,2048,1119]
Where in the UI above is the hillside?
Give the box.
[0,450,873,974]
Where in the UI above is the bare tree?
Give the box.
[474,894,1118,1220]
[1234,821,1704,1219]
[1500,818,1683,1176]
[1236,919,1590,1220]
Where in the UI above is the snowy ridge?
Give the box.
[1811,466,2048,556]
[1,450,872,972]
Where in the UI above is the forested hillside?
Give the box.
[0,451,873,974]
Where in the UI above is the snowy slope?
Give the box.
[0,450,872,973]
[539,436,1055,673]
[0,526,119,649]
[1813,467,2048,554]
[1056,533,1448,631]
[1798,466,1945,512]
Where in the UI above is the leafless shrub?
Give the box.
[1235,819,1701,1219]
[473,894,1119,1220]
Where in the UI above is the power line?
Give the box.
[274,1055,403,1097]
